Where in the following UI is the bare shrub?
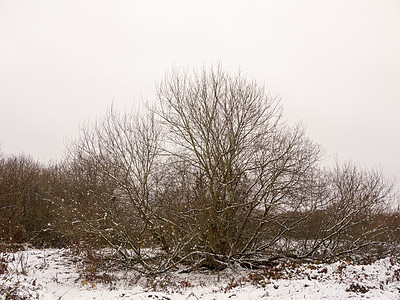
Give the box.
[0,154,62,246]
[64,107,170,274]
[289,162,398,262]
[60,66,399,273]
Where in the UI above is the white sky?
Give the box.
[0,0,399,186]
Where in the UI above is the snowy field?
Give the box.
[1,248,400,299]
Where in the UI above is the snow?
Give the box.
[1,248,399,299]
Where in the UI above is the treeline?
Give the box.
[1,66,399,274]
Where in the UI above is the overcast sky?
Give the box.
[1,0,399,185]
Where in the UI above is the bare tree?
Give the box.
[62,66,398,273]
[306,162,396,260]
[65,107,173,274]
[155,66,323,268]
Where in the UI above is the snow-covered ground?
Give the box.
[1,248,399,299]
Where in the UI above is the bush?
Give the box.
[62,66,398,274]
[0,155,63,247]
[0,67,398,275]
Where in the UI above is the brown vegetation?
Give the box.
[0,66,398,275]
